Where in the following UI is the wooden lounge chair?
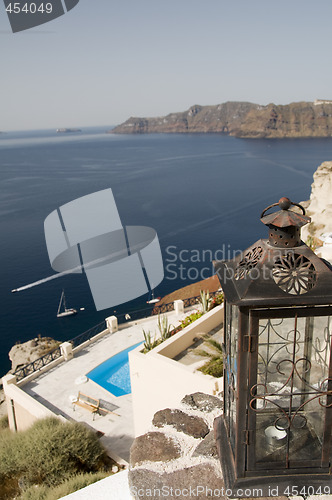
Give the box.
[72,392,100,420]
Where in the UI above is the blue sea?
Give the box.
[1,128,332,376]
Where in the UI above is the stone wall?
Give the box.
[128,392,293,500]
[128,392,291,500]
[128,392,224,499]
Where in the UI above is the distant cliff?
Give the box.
[111,101,332,138]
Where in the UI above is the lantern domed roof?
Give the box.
[261,197,311,229]
[213,197,332,306]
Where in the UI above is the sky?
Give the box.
[2,0,332,131]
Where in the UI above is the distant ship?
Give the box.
[57,290,77,318]
[56,128,82,133]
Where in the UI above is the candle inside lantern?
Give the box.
[265,426,287,446]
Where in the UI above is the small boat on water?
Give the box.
[57,290,77,318]
[146,291,161,304]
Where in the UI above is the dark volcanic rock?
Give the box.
[192,431,218,459]
[182,392,223,413]
[130,432,181,466]
[153,408,209,438]
[111,100,332,138]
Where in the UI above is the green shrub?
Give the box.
[209,292,224,310]
[179,311,203,329]
[19,472,110,500]
[198,357,223,377]
[196,335,223,378]
[0,414,9,429]
[0,427,21,479]
[0,417,109,492]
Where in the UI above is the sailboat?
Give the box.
[57,290,77,318]
[146,290,161,304]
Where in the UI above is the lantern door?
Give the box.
[247,307,332,473]
[223,302,239,457]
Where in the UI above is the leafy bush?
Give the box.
[179,311,203,329]
[208,292,224,310]
[0,427,21,479]
[0,414,9,429]
[0,417,109,494]
[198,357,223,377]
[19,472,109,500]
[197,335,223,378]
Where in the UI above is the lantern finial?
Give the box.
[260,197,311,248]
[278,197,292,210]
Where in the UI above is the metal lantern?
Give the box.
[213,197,332,495]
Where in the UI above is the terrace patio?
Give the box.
[7,304,204,464]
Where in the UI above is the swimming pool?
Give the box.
[87,342,143,397]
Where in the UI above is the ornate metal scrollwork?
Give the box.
[272,252,316,295]
[250,357,332,431]
[235,246,263,280]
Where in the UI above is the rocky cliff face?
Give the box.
[302,161,332,242]
[8,337,60,372]
[112,102,259,135]
[111,101,332,138]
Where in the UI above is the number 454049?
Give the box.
[284,486,331,496]
[5,3,53,14]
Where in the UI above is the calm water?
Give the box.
[1,128,332,376]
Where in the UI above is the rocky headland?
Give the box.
[111,100,332,138]
[8,336,61,373]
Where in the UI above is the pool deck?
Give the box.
[22,306,197,464]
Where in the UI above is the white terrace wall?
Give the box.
[129,304,223,437]
[156,304,224,359]
[1,319,116,433]
[2,374,60,431]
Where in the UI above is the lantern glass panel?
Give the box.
[224,302,239,454]
[249,312,331,469]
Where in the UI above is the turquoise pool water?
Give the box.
[87,342,143,397]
